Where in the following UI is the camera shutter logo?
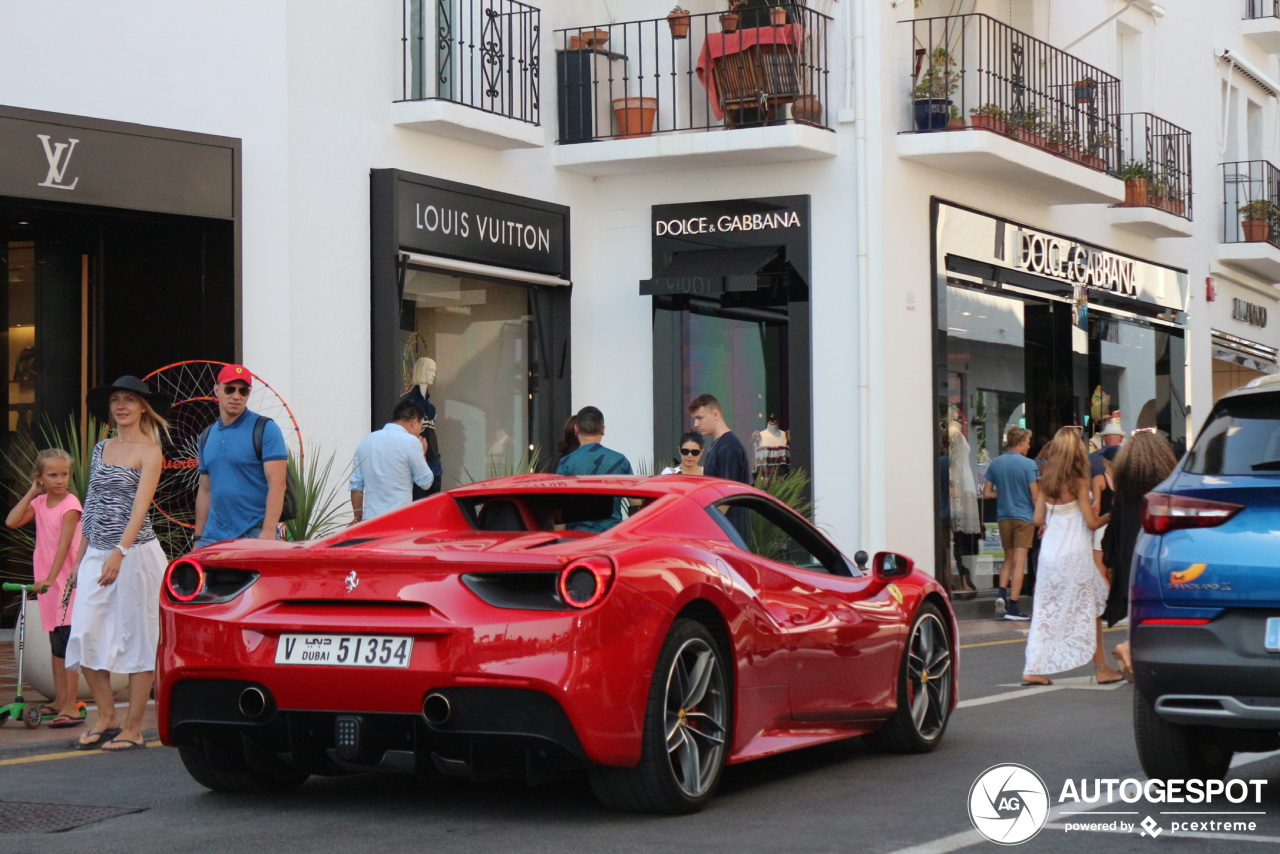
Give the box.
[968,763,1050,845]
[37,134,80,190]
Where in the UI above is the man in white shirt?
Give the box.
[349,401,435,522]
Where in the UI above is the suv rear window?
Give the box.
[1182,394,1280,475]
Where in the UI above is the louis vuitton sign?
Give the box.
[0,107,236,219]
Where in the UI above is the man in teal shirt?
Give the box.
[555,406,632,532]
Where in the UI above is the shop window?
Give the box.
[653,280,806,478]
[401,268,533,486]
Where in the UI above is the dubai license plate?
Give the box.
[1266,618,1280,653]
[275,634,413,668]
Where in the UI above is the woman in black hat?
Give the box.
[65,376,171,751]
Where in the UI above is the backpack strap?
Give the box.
[197,424,213,465]
[253,414,266,461]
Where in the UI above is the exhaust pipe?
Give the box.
[238,686,269,719]
[422,692,453,726]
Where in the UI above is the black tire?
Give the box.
[1133,690,1232,780]
[589,619,731,814]
[179,742,309,794]
[865,602,953,753]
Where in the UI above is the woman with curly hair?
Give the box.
[1022,427,1120,685]
[1103,430,1179,680]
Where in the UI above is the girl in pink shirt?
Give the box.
[5,448,84,727]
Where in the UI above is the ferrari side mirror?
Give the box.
[872,551,914,582]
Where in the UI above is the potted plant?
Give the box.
[968,103,1006,133]
[947,104,964,130]
[1045,122,1078,156]
[1006,106,1048,149]
[911,46,960,132]
[1118,161,1153,207]
[768,1,789,26]
[721,0,745,33]
[1239,199,1278,242]
[667,6,691,39]
[1080,130,1113,170]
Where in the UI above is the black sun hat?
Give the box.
[86,375,171,422]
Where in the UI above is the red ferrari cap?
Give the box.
[217,364,253,387]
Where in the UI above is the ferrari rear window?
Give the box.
[1183,395,1280,476]
[457,493,654,533]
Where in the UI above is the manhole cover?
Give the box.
[0,800,144,833]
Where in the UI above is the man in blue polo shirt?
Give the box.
[982,426,1040,621]
[193,364,288,547]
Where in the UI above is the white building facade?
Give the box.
[1,0,1277,588]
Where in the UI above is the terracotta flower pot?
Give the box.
[667,13,691,39]
[791,95,822,124]
[969,115,1006,134]
[612,97,659,138]
[770,7,787,26]
[720,12,740,33]
[1242,219,1272,242]
[1123,178,1149,207]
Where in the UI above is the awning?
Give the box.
[640,245,782,296]
[1212,329,1279,373]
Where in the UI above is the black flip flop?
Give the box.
[73,726,122,750]
[101,737,147,752]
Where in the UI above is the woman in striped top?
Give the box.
[65,376,170,752]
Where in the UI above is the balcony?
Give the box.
[551,4,835,176]
[393,0,543,150]
[1243,1,1280,53]
[1219,160,1280,283]
[1108,113,1194,238]
[897,14,1125,206]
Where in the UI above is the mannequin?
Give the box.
[751,415,790,483]
[399,356,442,496]
[948,408,981,595]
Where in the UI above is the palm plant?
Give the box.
[1,414,104,579]
[281,448,352,542]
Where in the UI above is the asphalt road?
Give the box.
[3,628,1278,853]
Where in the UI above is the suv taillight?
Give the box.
[1141,492,1244,535]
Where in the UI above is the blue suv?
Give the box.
[1131,375,1280,779]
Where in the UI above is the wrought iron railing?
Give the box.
[555,4,831,143]
[903,14,1122,174]
[1222,160,1280,248]
[399,0,540,125]
[1114,113,1192,220]
[1245,0,1280,20]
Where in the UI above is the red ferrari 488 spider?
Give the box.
[158,475,956,814]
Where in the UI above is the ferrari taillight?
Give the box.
[1141,492,1244,534]
[558,557,615,609]
[165,558,206,602]
[163,559,258,604]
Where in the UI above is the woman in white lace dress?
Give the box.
[1021,427,1120,686]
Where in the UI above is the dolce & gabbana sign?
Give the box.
[654,209,804,237]
[1012,228,1136,297]
[392,173,569,278]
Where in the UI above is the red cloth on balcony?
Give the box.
[696,24,804,121]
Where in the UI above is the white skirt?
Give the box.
[65,540,167,674]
